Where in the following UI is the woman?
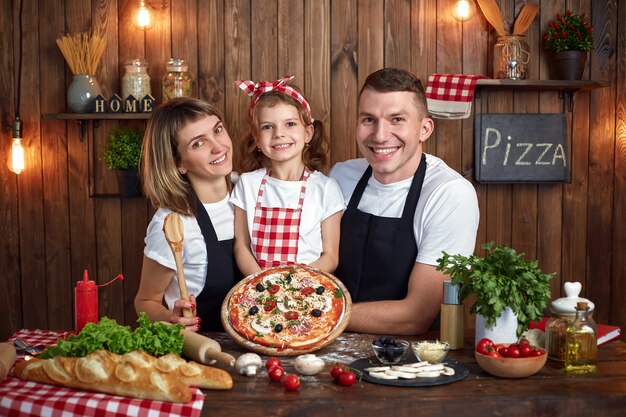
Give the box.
[135,97,240,331]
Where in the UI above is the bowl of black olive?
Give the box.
[371,336,409,364]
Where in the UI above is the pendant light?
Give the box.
[452,0,477,22]
[8,0,24,174]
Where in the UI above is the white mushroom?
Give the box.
[294,354,325,376]
[235,353,263,376]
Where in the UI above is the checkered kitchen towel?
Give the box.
[425,74,487,119]
[0,329,204,417]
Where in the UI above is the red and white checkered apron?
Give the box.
[252,168,310,268]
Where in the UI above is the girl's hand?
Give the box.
[170,294,201,331]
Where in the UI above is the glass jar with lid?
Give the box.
[122,58,151,100]
[493,35,530,80]
[545,281,595,361]
[162,58,192,102]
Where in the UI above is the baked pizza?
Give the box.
[221,265,351,355]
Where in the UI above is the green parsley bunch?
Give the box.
[544,10,594,53]
[437,242,554,337]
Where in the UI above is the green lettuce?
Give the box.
[40,312,184,358]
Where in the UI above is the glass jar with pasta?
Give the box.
[162,58,192,102]
[122,58,151,101]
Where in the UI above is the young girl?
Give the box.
[135,97,240,332]
[231,75,344,276]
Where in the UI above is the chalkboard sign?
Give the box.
[474,113,569,183]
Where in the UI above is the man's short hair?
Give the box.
[359,67,428,114]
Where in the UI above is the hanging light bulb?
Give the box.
[136,0,153,30]
[9,118,25,174]
[452,0,476,22]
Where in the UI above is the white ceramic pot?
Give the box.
[475,307,518,345]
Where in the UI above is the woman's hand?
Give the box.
[169,294,201,331]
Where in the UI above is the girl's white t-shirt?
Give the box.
[230,168,345,264]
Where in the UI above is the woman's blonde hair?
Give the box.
[140,97,229,216]
[238,90,329,173]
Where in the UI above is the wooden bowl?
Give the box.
[475,349,547,378]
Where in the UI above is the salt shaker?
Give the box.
[440,280,464,350]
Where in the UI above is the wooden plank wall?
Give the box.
[1,0,624,341]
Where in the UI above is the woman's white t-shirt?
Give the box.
[143,195,234,309]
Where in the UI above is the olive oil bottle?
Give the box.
[564,301,597,374]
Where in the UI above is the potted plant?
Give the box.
[436,242,555,343]
[102,126,144,197]
[543,10,594,80]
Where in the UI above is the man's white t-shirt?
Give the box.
[230,169,345,264]
[143,195,234,309]
[329,154,479,265]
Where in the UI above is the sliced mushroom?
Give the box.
[235,353,263,376]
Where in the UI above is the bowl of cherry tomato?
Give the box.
[475,337,547,378]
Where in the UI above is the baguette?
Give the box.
[14,349,232,403]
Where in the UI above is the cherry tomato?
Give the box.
[268,284,280,294]
[338,371,357,386]
[283,374,300,391]
[266,357,282,370]
[330,364,345,380]
[486,351,501,358]
[520,345,532,357]
[476,338,495,355]
[497,346,509,357]
[300,287,315,296]
[507,346,521,358]
[268,365,285,382]
[284,311,299,320]
[530,349,545,357]
[518,338,530,348]
[264,300,277,311]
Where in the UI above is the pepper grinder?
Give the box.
[74,269,99,332]
[440,280,464,350]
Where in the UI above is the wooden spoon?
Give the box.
[163,213,193,318]
[476,0,507,36]
[513,3,540,35]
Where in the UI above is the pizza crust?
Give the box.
[221,265,352,356]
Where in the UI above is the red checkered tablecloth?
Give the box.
[0,329,204,417]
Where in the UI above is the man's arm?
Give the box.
[345,261,445,335]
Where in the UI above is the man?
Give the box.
[329,67,479,335]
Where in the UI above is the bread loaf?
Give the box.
[14,349,232,403]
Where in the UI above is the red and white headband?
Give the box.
[235,75,313,123]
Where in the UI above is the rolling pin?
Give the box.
[0,342,17,381]
[161,322,236,366]
[181,328,236,367]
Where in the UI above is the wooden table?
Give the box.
[203,332,626,417]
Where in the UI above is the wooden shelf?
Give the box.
[474,80,610,112]
[42,113,151,120]
[475,79,609,91]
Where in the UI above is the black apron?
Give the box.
[335,154,426,302]
[194,195,241,331]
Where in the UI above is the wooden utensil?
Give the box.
[513,3,540,35]
[163,213,193,318]
[476,0,507,35]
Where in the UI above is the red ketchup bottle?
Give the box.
[75,269,98,332]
